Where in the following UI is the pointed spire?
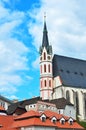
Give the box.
[42,13,49,48]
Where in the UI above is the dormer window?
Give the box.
[60,118,65,125]
[40,114,46,122]
[68,118,73,125]
[70,120,73,125]
[42,117,46,122]
[61,120,65,124]
[51,117,57,124]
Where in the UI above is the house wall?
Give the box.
[21,126,55,130]
[64,105,76,119]
[0,99,11,110]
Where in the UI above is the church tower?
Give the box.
[39,16,53,100]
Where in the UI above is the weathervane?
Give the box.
[44,12,46,22]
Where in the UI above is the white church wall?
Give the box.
[53,86,63,99]
[61,86,86,120]
[54,76,62,87]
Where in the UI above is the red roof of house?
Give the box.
[0,115,16,130]
[12,110,84,129]
[0,110,84,130]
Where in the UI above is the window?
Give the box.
[61,120,65,125]
[47,56,51,60]
[40,65,42,73]
[74,72,77,74]
[44,80,47,87]
[40,114,46,122]
[60,69,63,72]
[66,70,70,73]
[44,64,46,72]
[80,72,83,76]
[51,117,57,124]
[66,90,70,102]
[53,119,56,124]
[44,52,46,60]
[49,80,51,87]
[76,92,79,115]
[70,120,73,125]
[42,117,46,122]
[58,110,60,114]
[48,64,50,73]
[60,118,65,125]
[41,81,42,88]
[68,118,73,125]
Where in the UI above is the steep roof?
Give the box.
[53,54,86,88]
[42,18,49,48]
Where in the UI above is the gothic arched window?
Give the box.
[66,90,70,102]
[41,80,42,88]
[40,65,42,73]
[44,64,46,72]
[48,64,50,73]
[76,92,79,115]
[49,80,51,87]
[44,80,46,87]
[84,93,86,117]
[44,52,46,60]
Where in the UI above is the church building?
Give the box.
[39,17,86,121]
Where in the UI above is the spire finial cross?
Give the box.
[44,12,46,22]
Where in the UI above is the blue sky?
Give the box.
[0,0,86,101]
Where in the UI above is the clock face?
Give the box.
[48,56,51,60]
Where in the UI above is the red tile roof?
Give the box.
[0,115,16,130]
[13,110,84,129]
[0,110,84,130]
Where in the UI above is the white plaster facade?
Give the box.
[0,96,12,110]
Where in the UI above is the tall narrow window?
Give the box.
[66,90,70,102]
[44,52,46,60]
[48,64,50,73]
[44,64,46,72]
[76,92,79,115]
[44,80,46,87]
[84,93,86,118]
[49,80,51,87]
[40,65,42,73]
[41,81,42,88]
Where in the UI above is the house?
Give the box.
[0,95,12,110]
[7,96,76,119]
[12,110,84,130]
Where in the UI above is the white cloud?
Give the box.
[0,1,29,97]
[29,0,86,61]
[32,57,39,69]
